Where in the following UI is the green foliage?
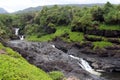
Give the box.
[93,41,112,49]
[104,9,120,24]
[0,2,120,40]
[26,26,69,42]
[0,14,13,39]
[27,26,84,42]
[25,24,40,35]
[103,1,114,13]
[69,32,84,42]
[87,35,102,39]
[48,23,55,28]
[99,24,120,30]
[0,43,52,80]
[90,6,104,22]
[49,71,64,80]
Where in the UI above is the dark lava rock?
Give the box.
[84,35,102,42]
[86,29,120,37]
[66,43,120,73]
[7,41,104,80]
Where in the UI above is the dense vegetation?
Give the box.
[0,2,119,80]
[0,2,120,47]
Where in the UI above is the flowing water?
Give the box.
[8,41,120,80]
[69,55,101,76]
[101,72,120,80]
[15,28,19,36]
[69,55,120,80]
[14,28,24,40]
[19,35,24,40]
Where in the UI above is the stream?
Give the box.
[8,40,120,80]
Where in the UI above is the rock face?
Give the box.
[86,29,120,37]
[7,41,104,80]
[6,39,120,80]
[53,39,120,72]
[71,27,120,38]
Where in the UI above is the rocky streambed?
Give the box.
[7,40,120,80]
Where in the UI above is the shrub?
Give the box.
[49,71,64,80]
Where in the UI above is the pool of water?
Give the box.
[101,72,120,80]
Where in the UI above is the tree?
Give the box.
[104,9,120,24]
[91,6,104,22]
[104,1,114,13]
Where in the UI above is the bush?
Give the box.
[48,23,55,28]
[49,71,64,80]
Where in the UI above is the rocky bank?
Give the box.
[7,40,106,80]
[5,38,119,80]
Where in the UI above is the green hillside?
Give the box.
[0,43,52,80]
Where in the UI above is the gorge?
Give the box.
[0,2,120,80]
[5,39,120,80]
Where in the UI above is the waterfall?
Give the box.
[51,45,55,48]
[19,35,24,40]
[14,28,24,40]
[15,28,19,36]
[69,55,101,76]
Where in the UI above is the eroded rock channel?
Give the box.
[7,40,120,80]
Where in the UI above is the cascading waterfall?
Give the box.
[15,28,19,36]
[14,28,24,40]
[19,35,24,40]
[69,55,101,76]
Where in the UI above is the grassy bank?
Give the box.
[93,41,113,49]
[27,26,84,42]
[0,43,52,80]
[99,24,120,30]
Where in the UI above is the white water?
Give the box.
[14,28,24,40]
[15,28,19,36]
[69,55,101,76]
[19,35,24,40]
[51,45,55,48]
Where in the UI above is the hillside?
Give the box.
[0,8,8,14]
[14,6,43,13]
[14,3,104,13]
[0,43,52,80]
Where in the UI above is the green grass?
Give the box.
[27,26,84,42]
[49,71,64,80]
[27,26,70,42]
[87,35,103,39]
[99,24,120,30]
[0,43,52,80]
[69,32,84,42]
[93,41,113,49]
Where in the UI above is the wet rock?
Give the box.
[7,41,104,80]
[92,63,99,69]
